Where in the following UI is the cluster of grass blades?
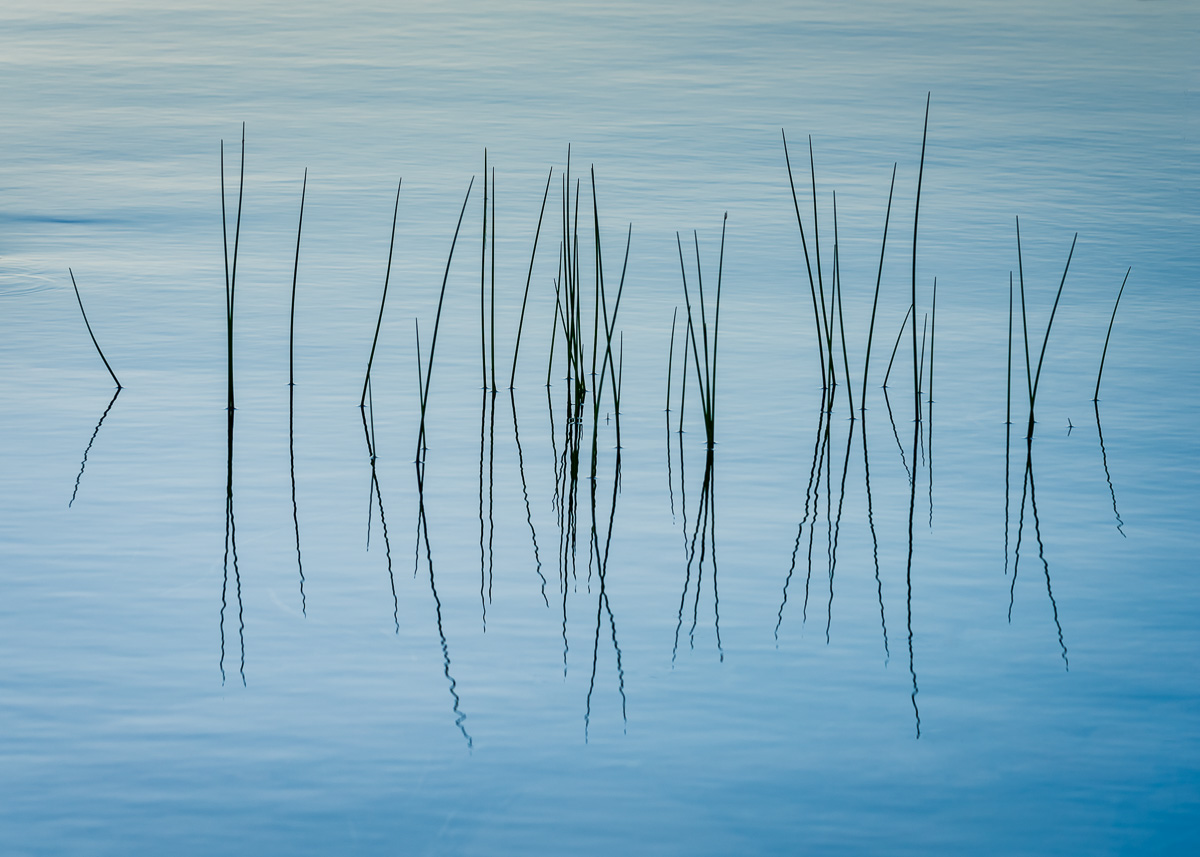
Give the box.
[1015,216,1077,439]
[676,214,726,449]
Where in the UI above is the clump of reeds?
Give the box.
[677,214,726,449]
[1016,216,1077,438]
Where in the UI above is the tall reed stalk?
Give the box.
[1093,267,1131,402]
[677,215,726,448]
[289,169,307,388]
[361,179,402,409]
[1017,217,1077,438]
[911,93,930,425]
[68,269,121,388]
[782,131,827,386]
[509,167,553,389]
[861,164,897,410]
[221,125,245,412]
[882,304,914,389]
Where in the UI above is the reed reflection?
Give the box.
[585,440,627,739]
[510,389,548,605]
[361,380,398,632]
[68,387,121,508]
[1094,402,1125,537]
[1008,437,1069,670]
[673,441,722,663]
[414,458,472,748]
[220,404,245,686]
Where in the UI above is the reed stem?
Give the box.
[360,179,402,409]
[68,269,121,388]
[510,166,553,389]
[289,168,307,389]
[1093,267,1131,402]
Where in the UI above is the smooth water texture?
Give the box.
[2,2,1198,854]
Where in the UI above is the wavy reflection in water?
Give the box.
[510,390,548,606]
[220,405,245,687]
[826,419,854,644]
[862,410,890,661]
[361,381,398,632]
[777,391,825,638]
[673,443,722,662]
[882,386,911,485]
[478,390,493,628]
[290,381,305,616]
[585,446,627,740]
[69,386,121,508]
[414,459,472,748]
[1010,439,1069,669]
[1094,401,1126,537]
[905,417,921,738]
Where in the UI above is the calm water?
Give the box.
[2,1,1198,854]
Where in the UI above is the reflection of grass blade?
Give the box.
[1093,267,1131,402]
[69,387,121,507]
[1094,400,1126,537]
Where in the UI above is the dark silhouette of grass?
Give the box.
[360,179,402,410]
[416,177,475,459]
[510,167,554,389]
[1093,267,1131,402]
[220,125,244,414]
[861,163,898,411]
[68,269,121,388]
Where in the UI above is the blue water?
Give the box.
[2,1,1198,854]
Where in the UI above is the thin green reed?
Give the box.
[1007,273,1013,425]
[1028,233,1076,437]
[1093,267,1131,402]
[832,192,855,420]
[677,217,726,448]
[912,93,931,425]
[220,124,245,413]
[928,278,936,405]
[861,164,897,411]
[510,166,554,389]
[416,177,474,458]
[68,269,121,389]
[360,179,402,409]
[480,149,488,390]
[289,168,307,389]
[882,304,913,389]
[809,138,835,393]
[1018,218,1077,437]
[666,306,678,414]
[782,130,827,385]
[490,165,497,392]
